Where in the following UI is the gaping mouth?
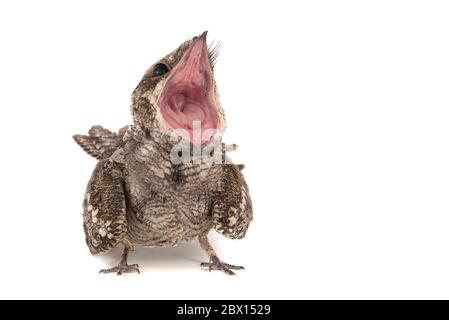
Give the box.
[157,32,221,144]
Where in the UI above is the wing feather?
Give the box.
[83,160,127,254]
[212,164,253,239]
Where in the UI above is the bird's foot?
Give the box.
[99,262,140,276]
[201,257,244,276]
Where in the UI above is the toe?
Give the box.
[200,261,241,275]
[221,267,236,276]
[221,263,245,270]
[99,268,117,274]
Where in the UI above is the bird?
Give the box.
[73,31,253,275]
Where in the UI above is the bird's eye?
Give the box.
[153,63,169,77]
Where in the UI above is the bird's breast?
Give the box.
[123,141,221,247]
[125,177,214,247]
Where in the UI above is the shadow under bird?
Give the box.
[73,32,253,275]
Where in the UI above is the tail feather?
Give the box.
[73,125,128,160]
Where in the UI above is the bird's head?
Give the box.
[131,31,225,146]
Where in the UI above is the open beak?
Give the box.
[157,31,221,144]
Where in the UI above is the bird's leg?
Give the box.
[99,241,140,275]
[199,233,244,276]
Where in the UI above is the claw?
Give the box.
[200,259,244,276]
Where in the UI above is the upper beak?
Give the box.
[168,31,212,89]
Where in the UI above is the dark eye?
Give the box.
[153,63,169,77]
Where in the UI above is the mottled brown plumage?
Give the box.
[73,32,252,275]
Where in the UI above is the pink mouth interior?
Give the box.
[157,35,220,144]
[163,86,216,130]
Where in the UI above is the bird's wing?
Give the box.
[83,160,127,254]
[212,164,253,239]
[73,125,128,160]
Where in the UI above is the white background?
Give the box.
[0,0,448,299]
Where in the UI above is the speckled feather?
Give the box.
[73,126,128,160]
[82,160,127,254]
